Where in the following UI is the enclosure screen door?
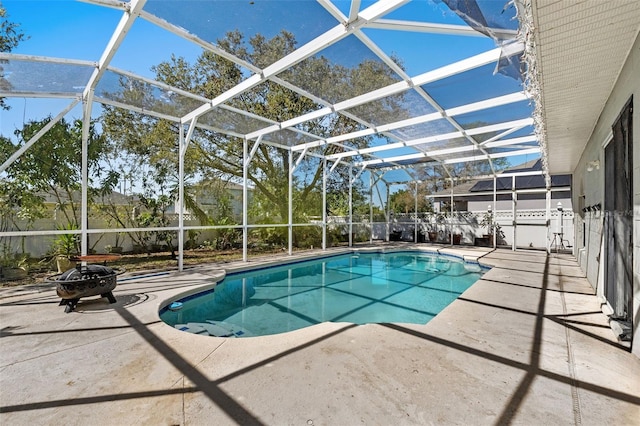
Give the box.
[604,97,633,323]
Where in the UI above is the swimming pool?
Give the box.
[160,251,488,337]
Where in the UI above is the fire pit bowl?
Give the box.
[48,264,123,313]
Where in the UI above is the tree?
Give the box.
[3,117,107,229]
[0,137,46,255]
[389,188,431,214]
[0,5,27,110]
[100,30,406,235]
[412,132,510,198]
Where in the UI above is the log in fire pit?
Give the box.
[50,264,120,313]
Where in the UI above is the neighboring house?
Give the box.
[424,160,573,249]
[0,187,139,257]
[17,188,138,226]
[430,159,572,213]
[175,179,253,223]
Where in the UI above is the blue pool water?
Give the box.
[160,251,487,337]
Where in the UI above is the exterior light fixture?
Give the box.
[587,160,600,172]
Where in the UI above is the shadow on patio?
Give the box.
[0,249,638,425]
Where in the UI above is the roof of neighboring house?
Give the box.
[193,179,254,192]
[431,160,572,198]
[38,189,136,205]
[97,190,138,205]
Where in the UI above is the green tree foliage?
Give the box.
[389,188,431,214]
[100,30,405,229]
[412,140,510,199]
[0,136,46,254]
[2,117,107,228]
[325,180,369,217]
[0,5,27,110]
[0,6,25,52]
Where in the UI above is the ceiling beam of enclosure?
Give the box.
[82,0,147,100]
[357,147,540,168]
[325,118,534,161]
[116,0,531,174]
[130,0,453,169]
[179,0,410,124]
[2,0,540,180]
[245,43,523,141]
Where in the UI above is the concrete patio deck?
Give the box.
[1,247,638,425]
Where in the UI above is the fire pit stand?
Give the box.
[47,255,123,313]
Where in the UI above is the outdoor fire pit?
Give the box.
[49,257,122,313]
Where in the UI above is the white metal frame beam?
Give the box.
[1,4,534,185]
[0,99,80,173]
[83,0,146,98]
[249,42,524,144]
[347,120,534,164]
[81,0,128,10]
[181,0,408,124]
[443,148,540,165]
[0,0,551,265]
[367,19,517,38]
[0,52,96,67]
[358,147,540,168]
[352,22,517,179]
[138,2,386,147]
[325,116,533,162]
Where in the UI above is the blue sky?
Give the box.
[1,0,203,138]
[1,0,537,169]
[0,1,491,134]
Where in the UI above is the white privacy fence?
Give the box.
[3,209,574,258]
[349,209,574,250]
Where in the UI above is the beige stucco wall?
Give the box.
[573,32,639,356]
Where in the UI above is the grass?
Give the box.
[0,245,333,287]
[0,248,245,287]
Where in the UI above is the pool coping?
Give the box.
[157,246,492,336]
[155,245,496,316]
[2,246,638,425]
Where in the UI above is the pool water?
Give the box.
[160,251,487,337]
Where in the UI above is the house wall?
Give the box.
[467,194,572,213]
[388,209,574,249]
[429,192,574,249]
[573,33,639,356]
[468,195,574,249]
